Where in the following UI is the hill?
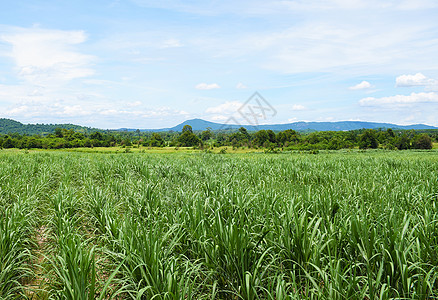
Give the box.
[0,118,101,135]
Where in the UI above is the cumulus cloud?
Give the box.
[2,99,93,119]
[205,101,243,114]
[359,92,438,106]
[395,73,438,88]
[0,27,95,86]
[2,95,189,126]
[349,81,372,90]
[5,105,31,116]
[210,115,230,121]
[195,83,220,90]
[99,106,188,118]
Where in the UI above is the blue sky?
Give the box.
[1,0,438,129]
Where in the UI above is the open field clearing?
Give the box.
[0,150,437,299]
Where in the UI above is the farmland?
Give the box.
[0,150,437,299]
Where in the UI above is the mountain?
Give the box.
[164,119,234,131]
[1,118,436,135]
[0,118,101,135]
[141,118,438,132]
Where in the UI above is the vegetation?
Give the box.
[177,125,202,147]
[1,123,437,151]
[0,150,437,299]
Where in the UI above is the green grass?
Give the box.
[0,150,437,299]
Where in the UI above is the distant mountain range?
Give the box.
[1,118,437,135]
[136,118,438,132]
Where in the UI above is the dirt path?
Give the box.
[25,226,49,299]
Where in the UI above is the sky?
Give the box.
[1,0,438,129]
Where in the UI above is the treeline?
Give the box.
[0,125,436,150]
[209,127,436,150]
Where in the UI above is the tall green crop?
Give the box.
[0,150,437,299]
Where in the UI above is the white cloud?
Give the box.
[2,94,189,127]
[6,105,30,115]
[98,106,188,118]
[195,83,220,90]
[359,92,438,106]
[396,73,427,86]
[60,105,92,117]
[205,101,243,114]
[349,81,372,90]
[125,101,142,107]
[210,115,229,121]
[395,73,438,88]
[291,104,306,110]
[190,7,438,75]
[0,27,94,86]
[1,94,99,119]
[236,82,247,89]
[161,38,183,48]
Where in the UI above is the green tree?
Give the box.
[358,129,378,149]
[277,129,299,146]
[201,128,212,141]
[328,137,342,150]
[238,127,250,138]
[54,127,63,138]
[25,137,42,149]
[345,131,357,143]
[394,134,410,150]
[412,134,432,149]
[178,126,200,147]
[266,130,276,144]
[149,133,165,147]
[387,128,395,138]
[177,131,201,147]
[182,125,193,133]
[90,131,103,141]
[2,137,15,148]
[254,130,269,147]
[122,138,132,147]
[377,131,390,145]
